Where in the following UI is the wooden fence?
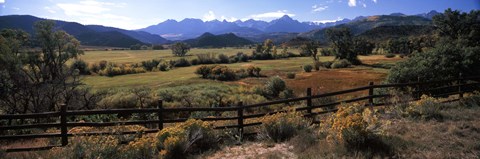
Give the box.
[1,76,479,152]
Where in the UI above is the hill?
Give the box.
[0,15,168,47]
[299,15,432,42]
[183,32,254,48]
[357,25,435,42]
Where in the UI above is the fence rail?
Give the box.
[1,75,479,152]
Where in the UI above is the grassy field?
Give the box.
[80,49,403,94]
[79,48,293,64]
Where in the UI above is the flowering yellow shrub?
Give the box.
[156,119,217,159]
[325,102,379,149]
[259,110,310,142]
[406,95,443,120]
[122,136,158,159]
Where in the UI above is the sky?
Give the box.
[0,0,479,30]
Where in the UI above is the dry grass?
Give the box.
[204,142,296,159]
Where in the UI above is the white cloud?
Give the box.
[245,10,295,21]
[203,10,216,21]
[348,0,356,7]
[55,0,134,29]
[363,3,367,7]
[44,7,56,13]
[313,17,343,24]
[0,0,4,3]
[373,0,377,3]
[12,7,20,10]
[312,5,328,12]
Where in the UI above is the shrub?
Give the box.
[263,76,287,98]
[172,58,191,67]
[99,60,108,70]
[237,52,249,62]
[331,59,351,69]
[190,58,199,65]
[286,72,296,79]
[217,53,230,64]
[195,65,237,81]
[141,59,162,71]
[387,44,480,84]
[303,64,313,72]
[246,65,261,77]
[195,65,213,78]
[89,63,101,73]
[47,125,147,159]
[71,59,90,75]
[460,91,480,108]
[196,53,217,64]
[158,62,170,71]
[209,65,237,81]
[384,53,395,58]
[322,61,333,69]
[405,95,443,120]
[156,119,218,159]
[259,110,310,142]
[325,103,379,151]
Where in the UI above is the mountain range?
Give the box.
[0,10,441,48]
[0,15,169,48]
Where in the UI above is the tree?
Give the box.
[300,41,319,61]
[325,27,360,64]
[252,39,275,60]
[0,20,83,114]
[388,9,480,84]
[352,38,375,55]
[433,9,479,47]
[171,42,190,56]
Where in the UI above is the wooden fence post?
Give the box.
[237,102,244,140]
[306,88,312,115]
[368,82,374,107]
[458,73,463,99]
[157,100,163,130]
[60,104,68,146]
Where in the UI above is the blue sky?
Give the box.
[0,0,478,30]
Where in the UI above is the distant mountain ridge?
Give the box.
[139,10,440,41]
[183,32,254,47]
[0,15,169,48]
[299,14,433,42]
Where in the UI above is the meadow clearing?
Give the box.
[79,48,402,95]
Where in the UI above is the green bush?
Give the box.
[217,53,230,64]
[263,76,287,98]
[322,61,333,69]
[384,54,395,58]
[331,59,351,69]
[71,59,90,75]
[196,53,217,64]
[141,59,162,71]
[247,66,261,77]
[158,62,170,71]
[405,95,443,120]
[190,58,199,65]
[195,65,213,78]
[286,72,296,79]
[172,58,191,67]
[387,44,480,83]
[259,111,310,142]
[303,64,313,72]
[195,65,237,81]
